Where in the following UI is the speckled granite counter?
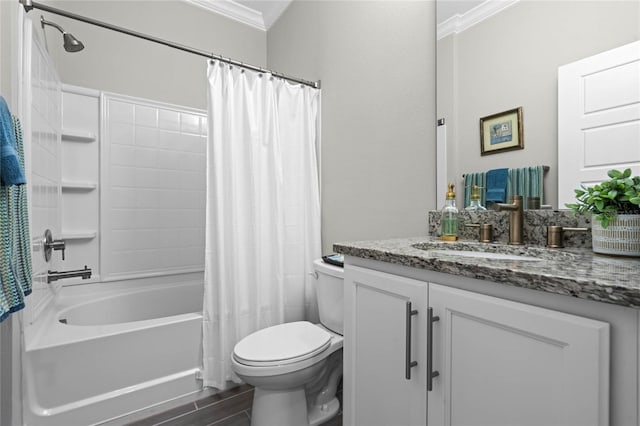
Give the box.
[334,236,640,309]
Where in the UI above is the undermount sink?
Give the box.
[412,241,577,262]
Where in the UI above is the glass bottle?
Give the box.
[466,185,487,211]
[441,183,459,241]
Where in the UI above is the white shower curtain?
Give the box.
[202,60,322,389]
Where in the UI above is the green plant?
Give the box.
[566,168,640,228]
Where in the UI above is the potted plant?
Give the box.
[566,168,640,256]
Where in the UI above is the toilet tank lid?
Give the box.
[314,259,344,278]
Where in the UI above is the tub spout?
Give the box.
[47,266,92,283]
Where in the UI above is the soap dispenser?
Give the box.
[441,183,459,241]
[466,185,487,211]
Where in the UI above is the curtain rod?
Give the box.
[19,0,320,89]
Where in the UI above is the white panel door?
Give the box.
[558,40,640,207]
[428,284,610,426]
[343,265,428,426]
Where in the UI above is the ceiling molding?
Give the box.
[186,0,267,31]
[260,2,291,29]
[438,0,519,40]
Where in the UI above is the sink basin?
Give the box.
[412,241,576,262]
[430,250,542,262]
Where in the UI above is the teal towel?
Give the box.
[506,166,544,204]
[1,115,32,322]
[485,168,509,203]
[0,96,26,186]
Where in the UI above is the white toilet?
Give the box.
[231,259,344,426]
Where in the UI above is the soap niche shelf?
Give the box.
[62,129,97,142]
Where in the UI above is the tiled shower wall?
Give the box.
[23,22,207,325]
[101,94,207,281]
[25,28,62,324]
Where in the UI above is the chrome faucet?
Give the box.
[47,266,92,283]
[496,195,524,245]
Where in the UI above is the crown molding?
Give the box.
[186,0,266,31]
[438,0,519,40]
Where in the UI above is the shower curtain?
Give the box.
[202,61,322,389]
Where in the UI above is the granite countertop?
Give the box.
[334,236,640,309]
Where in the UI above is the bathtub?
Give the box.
[23,275,204,426]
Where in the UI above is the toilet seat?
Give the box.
[234,321,331,367]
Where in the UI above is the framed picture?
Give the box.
[479,107,524,155]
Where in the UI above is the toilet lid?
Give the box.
[233,321,331,367]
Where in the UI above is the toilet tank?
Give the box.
[313,259,344,335]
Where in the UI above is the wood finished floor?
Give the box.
[126,384,342,426]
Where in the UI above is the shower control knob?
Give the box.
[42,229,66,262]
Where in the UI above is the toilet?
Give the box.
[231,259,344,426]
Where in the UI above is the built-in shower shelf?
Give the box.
[62,129,97,142]
[61,180,98,191]
[60,231,97,240]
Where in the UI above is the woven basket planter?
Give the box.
[592,214,640,257]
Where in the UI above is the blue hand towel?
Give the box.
[485,168,509,203]
[0,96,26,186]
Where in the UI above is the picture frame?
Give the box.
[479,107,524,155]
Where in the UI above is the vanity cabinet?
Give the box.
[344,265,610,426]
[428,283,609,426]
[343,265,428,426]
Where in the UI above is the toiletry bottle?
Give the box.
[441,183,459,241]
[466,185,487,211]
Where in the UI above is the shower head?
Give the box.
[40,15,84,52]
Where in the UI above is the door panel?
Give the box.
[428,283,609,426]
[344,265,428,426]
[558,40,640,207]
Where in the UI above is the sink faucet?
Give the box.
[496,195,524,245]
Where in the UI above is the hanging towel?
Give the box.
[506,165,544,203]
[485,168,509,203]
[0,96,26,186]
[463,172,486,208]
[0,115,32,323]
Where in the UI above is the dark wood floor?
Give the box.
[126,384,342,426]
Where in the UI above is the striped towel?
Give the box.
[0,116,32,322]
[463,172,486,208]
[506,166,544,204]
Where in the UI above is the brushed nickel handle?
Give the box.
[427,307,440,391]
[405,301,418,380]
[42,229,66,262]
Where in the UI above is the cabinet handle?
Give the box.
[427,307,440,391]
[405,301,418,380]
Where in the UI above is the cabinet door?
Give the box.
[428,283,610,426]
[344,265,428,426]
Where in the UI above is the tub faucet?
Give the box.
[496,195,524,245]
[47,266,92,283]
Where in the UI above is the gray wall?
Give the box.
[438,0,640,208]
[40,0,267,110]
[268,1,437,253]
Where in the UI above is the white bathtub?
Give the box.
[23,276,204,426]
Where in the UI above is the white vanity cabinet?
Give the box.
[428,283,609,426]
[344,264,611,426]
[343,265,428,426]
